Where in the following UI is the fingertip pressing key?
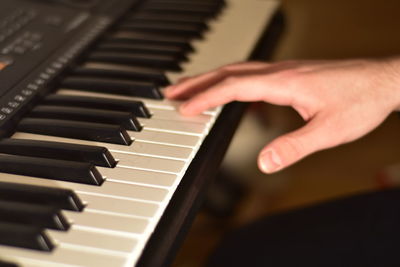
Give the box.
[178,101,189,114]
[163,85,176,98]
[178,101,199,116]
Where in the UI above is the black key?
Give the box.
[30,105,142,132]
[0,138,117,168]
[61,76,163,99]
[88,51,182,71]
[0,200,70,231]
[96,42,187,61]
[43,94,151,118]
[146,0,223,9]
[119,21,203,38]
[18,118,132,146]
[0,222,54,251]
[0,181,85,211]
[108,32,193,51]
[130,15,209,30]
[0,259,19,267]
[73,64,171,86]
[140,5,216,18]
[146,0,225,8]
[0,153,104,185]
[134,12,209,27]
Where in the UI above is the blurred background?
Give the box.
[173,0,400,266]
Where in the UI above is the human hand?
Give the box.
[164,59,400,173]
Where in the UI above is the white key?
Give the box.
[113,153,185,174]
[0,173,168,203]
[132,130,201,148]
[78,192,159,217]
[49,228,138,253]
[1,256,75,267]
[150,108,213,124]
[137,118,207,136]
[126,140,194,160]
[0,245,128,267]
[98,167,178,187]
[65,210,149,235]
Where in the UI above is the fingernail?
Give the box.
[259,149,282,173]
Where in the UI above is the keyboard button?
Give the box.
[18,118,132,146]
[75,62,170,85]
[138,117,207,135]
[49,227,138,253]
[0,153,104,185]
[0,259,19,267]
[0,181,85,211]
[99,166,178,187]
[140,5,214,18]
[88,51,182,71]
[30,105,142,132]
[0,138,117,168]
[58,89,184,112]
[65,210,148,235]
[0,222,54,251]
[76,193,158,217]
[112,152,185,173]
[96,42,187,61]
[61,76,163,99]
[133,13,209,29]
[0,200,70,231]
[119,21,203,38]
[132,130,201,147]
[0,245,129,266]
[109,31,193,51]
[43,93,151,118]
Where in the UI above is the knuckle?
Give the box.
[222,75,242,86]
[217,65,235,76]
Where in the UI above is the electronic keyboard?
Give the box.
[0,0,280,266]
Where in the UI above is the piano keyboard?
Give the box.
[0,0,279,266]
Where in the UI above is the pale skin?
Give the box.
[164,58,400,174]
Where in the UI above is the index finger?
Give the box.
[179,73,294,116]
[164,61,270,99]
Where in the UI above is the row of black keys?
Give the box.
[5,0,229,146]
[0,0,226,261]
[0,179,85,251]
[0,0,228,185]
[8,0,229,146]
[62,0,227,99]
[0,0,228,188]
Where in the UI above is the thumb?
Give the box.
[258,117,334,173]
